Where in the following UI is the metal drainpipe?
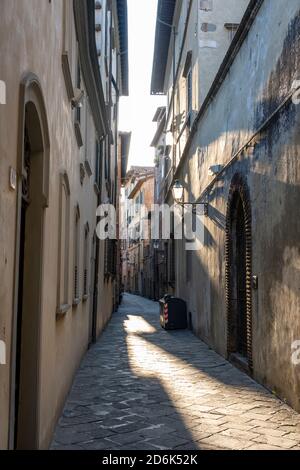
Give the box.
[161,0,193,198]
[92,228,100,344]
[172,24,176,177]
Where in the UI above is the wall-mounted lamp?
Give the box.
[172,180,208,215]
[172,180,184,201]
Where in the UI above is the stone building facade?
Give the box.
[151,107,169,300]
[151,0,300,411]
[0,0,128,449]
[121,167,155,297]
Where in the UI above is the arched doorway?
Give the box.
[225,173,253,372]
[10,75,50,449]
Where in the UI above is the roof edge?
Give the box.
[116,0,129,96]
[150,0,176,95]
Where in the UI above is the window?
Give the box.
[73,205,80,304]
[104,136,110,183]
[95,139,103,190]
[187,68,192,118]
[95,1,103,59]
[83,223,90,300]
[57,173,71,315]
[183,51,193,127]
[85,101,95,174]
[63,0,73,56]
[76,59,81,124]
[62,0,75,100]
[224,23,239,42]
[140,190,144,205]
[135,196,139,214]
[104,239,117,277]
[74,56,84,148]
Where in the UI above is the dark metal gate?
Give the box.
[225,173,253,371]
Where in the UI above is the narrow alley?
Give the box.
[51,294,300,451]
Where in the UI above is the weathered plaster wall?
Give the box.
[175,0,300,410]
[163,0,249,183]
[0,0,118,449]
[197,0,249,106]
[165,1,249,116]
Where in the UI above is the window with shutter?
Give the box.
[73,205,80,304]
[83,223,90,299]
[57,173,71,315]
[95,139,103,190]
[104,238,117,277]
[62,0,76,100]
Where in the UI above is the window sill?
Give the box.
[84,160,93,177]
[80,163,86,185]
[62,52,74,102]
[56,303,71,317]
[72,298,81,307]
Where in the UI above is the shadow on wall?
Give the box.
[119,294,260,448]
[192,10,300,153]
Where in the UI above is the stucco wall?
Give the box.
[165,0,249,118]
[175,0,300,410]
[0,0,118,449]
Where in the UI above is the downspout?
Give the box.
[172,24,176,176]
[92,138,104,343]
[92,216,100,343]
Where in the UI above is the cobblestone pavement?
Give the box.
[51,294,300,450]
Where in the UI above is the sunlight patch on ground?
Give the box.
[124,315,157,334]
[124,320,222,439]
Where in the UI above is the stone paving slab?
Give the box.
[51,294,300,450]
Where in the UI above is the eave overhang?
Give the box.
[120,131,132,183]
[150,0,176,95]
[73,0,109,138]
[116,0,129,96]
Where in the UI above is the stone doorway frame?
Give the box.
[9,73,50,449]
[225,173,253,372]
